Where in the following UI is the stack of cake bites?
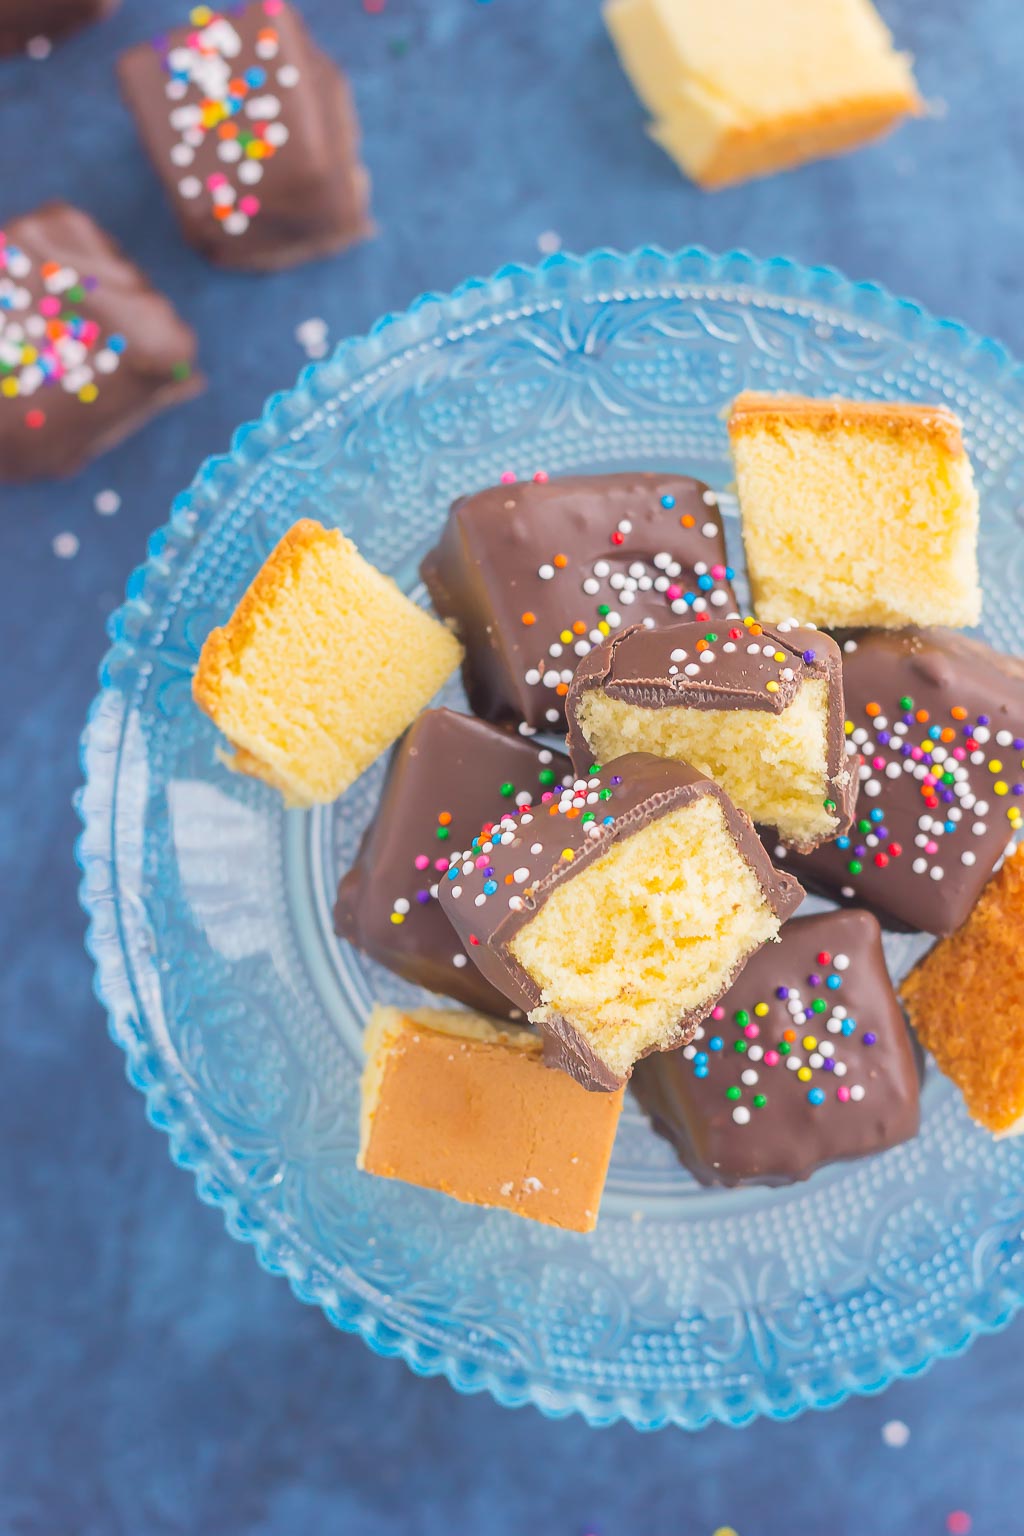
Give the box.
[193,391,1024,1231]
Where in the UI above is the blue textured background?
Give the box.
[3,1,1023,1531]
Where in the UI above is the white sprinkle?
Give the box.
[170,143,194,167]
[698,649,715,663]
[732,1106,751,1125]
[843,639,858,653]
[582,577,600,595]
[178,175,203,199]
[593,560,610,578]
[975,800,990,816]
[453,954,467,968]
[513,868,529,883]
[702,489,718,505]
[617,519,632,534]
[538,564,554,580]
[392,898,410,914]
[850,1084,866,1102]
[537,229,562,255]
[832,1061,847,1077]
[747,643,761,655]
[277,63,300,87]
[683,1044,696,1060]
[548,644,563,658]
[864,780,881,797]
[930,866,944,881]
[94,489,120,516]
[450,885,462,899]
[841,885,855,898]
[701,521,718,537]
[973,822,988,836]
[747,1045,763,1062]
[961,850,976,866]
[52,532,78,559]
[974,726,991,744]
[741,1069,758,1086]
[26,34,53,59]
[670,648,687,662]
[684,663,700,677]
[912,858,927,874]
[997,730,1013,747]
[524,668,540,686]
[832,953,849,970]
[694,562,708,577]
[882,1420,910,1449]
[574,640,590,657]
[885,763,902,779]
[545,709,560,724]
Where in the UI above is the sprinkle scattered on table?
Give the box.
[26,35,52,59]
[94,489,121,517]
[537,229,562,254]
[295,317,329,359]
[882,1418,910,1447]
[946,1514,971,1536]
[53,532,79,559]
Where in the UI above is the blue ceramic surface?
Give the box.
[77,246,1024,1430]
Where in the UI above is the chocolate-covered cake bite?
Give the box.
[421,473,738,731]
[567,616,854,851]
[335,708,573,1019]
[0,0,118,55]
[438,752,803,1090]
[777,630,1024,935]
[631,909,920,1186]
[0,203,202,482]
[118,1,373,271]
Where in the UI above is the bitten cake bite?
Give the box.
[359,1006,624,1232]
[1,0,119,54]
[729,394,981,629]
[118,1,373,271]
[632,910,919,1185]
[777,630,1024,936]
[0,203,202,482]
[193,520,462,807]
[902,850,1024,1136]
[605,0,921,189]
[566,616,853,851]
[421,473,737,732]
[335,709,573,1018]
[439,753,803,1090]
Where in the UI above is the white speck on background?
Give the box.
[53,532,79,559]
[295,318,329,359]
[26,35,52,58]
[882,1419,910,1448]
[94,489,121,516]
[537,230,562,254]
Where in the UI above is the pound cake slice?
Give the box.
[729,394,981,629]
[439,752,804,1090]
[566,616,854,851]
[605,0,921,189]
[901,849,1024,1136]
[359,1006,624,1232]
[193,519,462,807]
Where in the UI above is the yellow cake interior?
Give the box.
[730,396,981,628]
[509,794,782,1081]
[606,0,920,188]
[193,519,462,808]
[575,678,839,849]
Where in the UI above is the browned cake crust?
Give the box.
[901,850,1024,1135]
[728,393,967,457]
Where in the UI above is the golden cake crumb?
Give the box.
[605,0,921,189]
[193,519,462,807]
[729,393,981,629]
[359,1007,624,1232]
[901,849,1024,1135]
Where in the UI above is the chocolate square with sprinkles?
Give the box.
[334,708,573,1020]
[0,202,202,482]
[775,629,1024,935]
[118,1,373,271]
[421,472,738,731]
[631,909,920,1186]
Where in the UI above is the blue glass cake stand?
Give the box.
[77,248,1024,1430]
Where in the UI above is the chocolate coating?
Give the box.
[776,629,1024,935]
[438,751,804,1090]
[566,617,855,849]
[421,473,738,732]
[118,2,373,272]
[335,708,573,1019]
[0,202,203,482]
[0,0,118,54]
[631,909,920,1186]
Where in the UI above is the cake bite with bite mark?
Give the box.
[118,1,373,271]
[902,848,1024,1137]
[335,708,573,1019]
[566,615,854,851]
[0,202,202,482]
[776,629,1024,936]
[631,909,920,1186]
[438,752,803,1091]
[421,472,737,732]
[359,1006,624,1232]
